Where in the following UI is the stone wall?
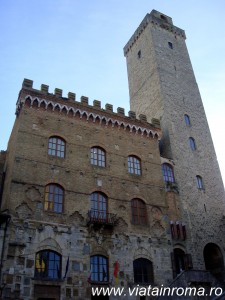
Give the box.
[1,81,175,299]
[124,9,225,272]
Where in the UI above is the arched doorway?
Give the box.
[171,248,193,278]
[204,243,224,281]
[174,248,186,275]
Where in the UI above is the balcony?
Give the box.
[87,210,117,228]
[165,181,179,193]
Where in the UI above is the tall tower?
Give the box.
[124,10,225,281]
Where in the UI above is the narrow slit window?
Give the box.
[184,114,191,126]
[196,175,204,190]
[168,42,173,49]
[189,137,197,151]
[137,50,141,59]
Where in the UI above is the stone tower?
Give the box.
[124,10,225,281]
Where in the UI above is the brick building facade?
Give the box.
[0,9,225,300]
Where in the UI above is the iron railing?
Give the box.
[87,210,117,226]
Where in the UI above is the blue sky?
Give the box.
[0,0,225,184]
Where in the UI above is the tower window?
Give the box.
[168,42,173,49]
[160,15,168,22]
[184,114,191,126]
[162,163,175,183]
[128,155,141,175]
[189,137,197,151]
[196,175,204,189]
[137,50,141,59]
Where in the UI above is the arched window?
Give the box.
[196,175,203,189]
[91,147,106,167]
[133,258,154,284]
[44,184,64,213]
[189,137,197,150]
[35,250,61,280]
[131,199,147,225]
[48,136,65,158]
[90,192,107,221]
[184,114,191,126]
[162,163,175,183]
[128,155,141,175]
[90,255,108,283]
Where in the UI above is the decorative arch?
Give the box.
[133,247,152,261]
[37,237,62,253]
[20,95,160,140]
[91,245,108,257]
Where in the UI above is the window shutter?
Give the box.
[182,224,186,240]
[170,221,175,239]
[184,254,193,270]
[170,252,176,278]
[176,222,180,239]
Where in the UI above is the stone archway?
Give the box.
[204,243,224,281]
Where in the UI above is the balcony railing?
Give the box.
[87,210,117,227]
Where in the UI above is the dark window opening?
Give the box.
[160,15,168,22]
[168,42,173,49]
[133,258,154,284]
[204,243,224,281]
[137,50,141,59]
[171,249,193,278]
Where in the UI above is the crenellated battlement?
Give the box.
[124,9,186,55]
[17,79,161,139]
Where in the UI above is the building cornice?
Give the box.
[16,79,161,140]
[124,10,186,56]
